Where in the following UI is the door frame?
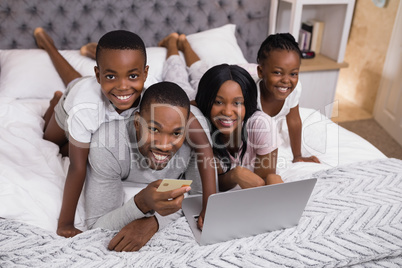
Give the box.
[373,0,402,146]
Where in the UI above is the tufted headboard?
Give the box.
[0,0,270,63]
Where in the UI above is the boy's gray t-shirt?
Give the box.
[84,108,203,230]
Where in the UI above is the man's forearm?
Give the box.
[92,197,149,230]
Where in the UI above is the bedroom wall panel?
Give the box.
[0,0,271,62]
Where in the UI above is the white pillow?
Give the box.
[237,63,260,83]
[144,47,170,88]
[0,49,96,99]
[0,49,64,99]
[60,50,96,77]
[186,24,247,68]
[144,24,248,85]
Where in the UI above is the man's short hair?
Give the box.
[140,82,190,118]
[96,30,147,66]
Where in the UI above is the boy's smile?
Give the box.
[257,49,300,101]
[135,104,188,170]
[95,49,148,114]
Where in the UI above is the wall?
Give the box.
[336,0,399,114]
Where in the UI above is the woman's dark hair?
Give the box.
[257,33,302,64]
[195,64,258,172]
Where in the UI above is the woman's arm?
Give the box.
[218,149,282,190]
[187,112,217,229]
[218,163,266,191]
[286,105,320,163]
[254,148,283,185]
[57,137,89,238]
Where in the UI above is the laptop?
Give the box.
[182,178,317,245]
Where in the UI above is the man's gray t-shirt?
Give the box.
[84,108,204,230]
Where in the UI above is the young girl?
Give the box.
[256,33,320,163]
[195,64,283,191]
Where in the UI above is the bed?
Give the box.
[1,0,401,267]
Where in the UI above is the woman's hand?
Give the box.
[265,173,283,185]
[293,155,320,163]
[232,166,265,189]
[197,208,206,230]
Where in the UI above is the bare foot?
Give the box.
[158,32,179,48]
[43,91,63,130]
[34,27,56,51]
[80,42,97,60]
[178,34,200,67]
[177,34,188,52]
[51,91,63,105]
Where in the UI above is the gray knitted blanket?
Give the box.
[1,158,402,268]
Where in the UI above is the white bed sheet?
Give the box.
[0,98,386,232]
[0,98,85,232]
[277,108,386,181]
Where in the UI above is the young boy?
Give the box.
[256,33,320,164]
[34,28,149,238]
[85,81,204,251]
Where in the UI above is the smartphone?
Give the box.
[156,179,193,192]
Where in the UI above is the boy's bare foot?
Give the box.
[158,32,179,48]
[43,91,63,130]
[50,91,63,105]
[34,27,56,51]
[80,42,97,60]
[48,91,63,113]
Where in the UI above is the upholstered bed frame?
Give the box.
[0,0,270,63]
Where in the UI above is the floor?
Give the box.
[331,93,373,123]
[331,93,402,160]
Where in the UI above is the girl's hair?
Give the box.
[257,33,302,64]
[96,30,147,66]
[195,64,258,172]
